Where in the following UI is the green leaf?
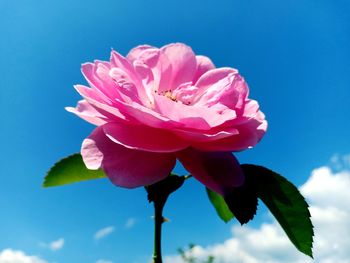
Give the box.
[145,173,185,205]
[43,153,106,187]
[241,164,314,257]
[206,188,234,223]
[224,177,258,225]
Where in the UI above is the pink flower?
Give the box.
[66,43,267,195]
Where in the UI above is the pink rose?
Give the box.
[66,43,267,195]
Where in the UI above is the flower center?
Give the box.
[164,91,177,102]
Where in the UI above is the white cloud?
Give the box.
[39,238,64,251]
[125,218,137,229]
[94,226,115,240]
[96,260,113,263]
[330,153,350,171]
[0,249,47,263]
[49,238,64,251]
[166,164,350,263]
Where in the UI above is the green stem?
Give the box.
[147,174,186,263]
[153,201,165,263]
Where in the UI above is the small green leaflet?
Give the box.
[241,164,314,257]
[206,188,234,223]
[146,173,185,206]
[223,174,258,225]
[43,153,106,187]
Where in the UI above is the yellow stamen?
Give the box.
[164,91,177,101]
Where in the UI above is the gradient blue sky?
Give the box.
[1,0,349,262]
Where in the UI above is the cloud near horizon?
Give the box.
[96,260,114,263]
[165,164,350,263]
[0,249,47,263]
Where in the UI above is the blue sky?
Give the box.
[1,0,349,262]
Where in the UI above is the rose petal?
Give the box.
[172,126,239,142]
[81,127,176,188]
[194,67,238,90]
[65,100,108,126]
[154,95,211,129]
[172,82,198,105]
[192,55,215,83]
[82,62,123,101]
[81,62,103,89]
[154,95,237,129]
[114,98,182,129]
[128,46,175,96]
[133,60,155,105]
[127,45,156,62]
[161,43,197,90]
[150,49,173,93]
[75,83,180,129]
[103,122,189,153]
[74,84,112,104]
[109,67,143,104]
[193,118,266,152]
[74,85,127,121]
[110,50,136,75]
[193,68,247,110]
[110,50,151,106]
[176,148,244,195]
[75,83,174,129]
[242,99,260,118]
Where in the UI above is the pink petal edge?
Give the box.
[176,148,244,195]
[81,127,176,188]
[102,122,189,153]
